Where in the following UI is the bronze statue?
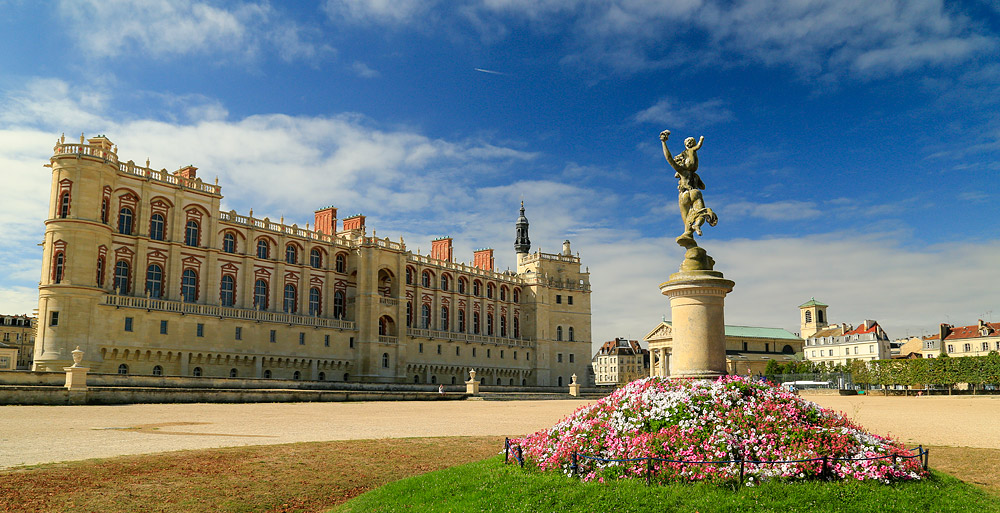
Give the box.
[660,130,717,248]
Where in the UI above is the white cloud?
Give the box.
[351,61,380,78]
[323,0,429,25]
[725,200,823,221]
[634,97,733,127]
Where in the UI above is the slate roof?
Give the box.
[798,298,827,308]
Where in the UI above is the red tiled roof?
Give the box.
[943,321,1000,340]
[844,321,880,336]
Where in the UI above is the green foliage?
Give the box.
[853,354,1000,388]
[334,457,1000,513]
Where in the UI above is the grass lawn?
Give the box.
[333,455,1000,513]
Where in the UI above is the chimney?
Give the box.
[175,165,198,180]
[314,206,338,235]
[430,237,453,262]
[473,248,494,271]
[342,214,365,232]
[939,323,952,342]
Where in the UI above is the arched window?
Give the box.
[500,315,507,337]
[473,312,481,334]
[59,191,70,218]
[336,254,346,273]
[114,261,130,294]
[568,327,575,341]
[382,353,389,368]
[309,287,321,316]
[497,378,502,385]
[149,214,165,241]
[293,371,301,380]
[406,301,412,327]
[458,310,465,332]
[440,306,449,331]
[421,271,431,287]
[117,364,128,375]
[285,244,297,264]
[229,368,238,378]
[441,275,449,291]
[487,283,495,299]
[405,267,413,284]
[184,220,200,247]
[421,304,431,329]
[181,269,198,303]
[414,375,420,383]
[487,314,494,335]
[805,310,813,323]
[431,375,437,384]
[254,279,268,310]
[310,248,321,268]
[318,372,326,381]
[283,284,297,313]
[192,367,202,377]
[556,326,563,341]
[513,317,520,338]
[101,198,109,223]
[513,289,520,303]
[53,252,64,284]
[264,370,272,378]
[473,281,481,296]
[256,239,269,259]
[343,373,349,381]
[558,376,563,387]
[500,287,507,301]
[152,365,163,376]
[96,256,105,287]
[378,316,388,335]
[333,291,345,319]
[458,278,466,294]
[220,275,235,306]
[118,207,133,235]
[145,264,163,298]
[818,310,825,323]
[223,233,236,253]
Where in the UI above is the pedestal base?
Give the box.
[64,366,89,390]
[568,383,580,397]
[660,271,734,379]
[465,380,480,395]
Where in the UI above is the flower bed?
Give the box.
[513,376,925,484]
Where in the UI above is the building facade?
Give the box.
[33,134,592,385]
[644,321,802,377]
[940,320,1000,357]
[591,338,648,386]
[803,320,891,366]
[1,315,35,369]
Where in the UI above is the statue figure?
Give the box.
[660,130,717,247]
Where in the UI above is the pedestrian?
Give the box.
[438,384,444,394]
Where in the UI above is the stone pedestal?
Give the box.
[568,374,580,396]
[659,270,734,379]
[64,366,89,390]
[465,369,480,395]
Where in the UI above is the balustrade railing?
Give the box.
[102,294,356,330]
[378,335,399,344]
[406,328,535,347]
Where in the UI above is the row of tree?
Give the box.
[763,359,849,376]
[849,353,1000,389]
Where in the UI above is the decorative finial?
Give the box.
[60,133,65,143]
[146,158,150,168]
[249,208,254,217]
[80,133,84,144]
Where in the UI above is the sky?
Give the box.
[1,0,998,351]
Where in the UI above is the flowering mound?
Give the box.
[514,376,925,484]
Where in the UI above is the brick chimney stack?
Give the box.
[342,214,365,232]
[431,237,453,262]
[175,165,198,180]
[314,206,338,235]
[473,248,494,271]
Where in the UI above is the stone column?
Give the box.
[660,270,734,379]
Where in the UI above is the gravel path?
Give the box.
[1,394,997,469]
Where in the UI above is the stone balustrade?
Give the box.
[102,294,357,330]
[406,328,535,348]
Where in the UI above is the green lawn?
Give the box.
[334,456,1000,513]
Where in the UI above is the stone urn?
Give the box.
[468,368,477,382]
[71,346,84,368]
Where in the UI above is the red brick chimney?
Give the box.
[313,206,337,235]
[342,214,365,232]
[175,165,197,180]
[431,237,453,262]
[473,248,493,271]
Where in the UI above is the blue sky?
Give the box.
[1,0,998,348]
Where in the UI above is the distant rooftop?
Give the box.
[798,297,827,308]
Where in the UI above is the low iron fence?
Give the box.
[503,438,928,486]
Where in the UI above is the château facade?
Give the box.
[34,134,592,385]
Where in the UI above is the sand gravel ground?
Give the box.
[1,394,997,469]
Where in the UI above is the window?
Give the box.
[556,326,563,341]
[333,291,345,319]
[223,232,236,253]
[406,301,412,327]
[440,306,449,331]
[500,350,504,359]
[254,280,268,310]
[53,252,64,284]
[220,275,235,306]
[514,351,517,360]
[568,296,573,305]
[336,254,346,273]
[49,311,59,326]
[235,327,242,340]
[487,349,491,358]
[114,261,130,294]
[513,317,519,338]
[270,330,276,343]
[473,281,481,296]
[473,312,480,334]
[487,314,494,335]
[500,287,507,301]
[118,207,133,235]
[230,368,238,378]
[458,310,465,332]
[805,310,813,323]
[319,372,325,381]
[569,354,575,363]
[196,323,204,337]
[947,344,954,353]
[118,364,128,375]
[456,346,460,356]
[568,327,574,341]
[324,335,329,347]
[124,317,133,332]
[818,310,825,323]
[983,342,989,351]
[382,353,389,368]
[421,304,431,329]
[419,343,423,353]
[184,220,199,247]
[101,198,108,223]
[310,249,322,267]
[293,371,301,380]
[500,315,507,337]
[558,353,563,363]
[264,370,272,378]
[441,275,449,291]
[159,320,167,334]
[487,283,495,299]
[458,279,466,294]
[964,343,971,352]
[192,367,202,377]
[349,337,354,348]
[59,191,71,218]
[437,345,442,354]
[149,214,165,240]
[152,365,162,376]
[145,264,163,298]
[472,348,476,357]
[285,244,298,264]
[256,239,270,259]
[309,287,321,316]
[405,267,413,284]
[556,294,561,304]
[96,256,105,287]
[513,289,520,303]
[421,271,431,287]
[181,269,197,303]
[299,332,305,345]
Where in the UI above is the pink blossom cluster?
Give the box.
[513,376,925,484]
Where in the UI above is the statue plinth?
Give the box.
[659,270,734,379]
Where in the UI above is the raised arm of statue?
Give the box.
[660,130,684,174]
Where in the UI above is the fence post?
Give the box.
[504,437,510,464]
[517,446,524,468]
[923,448,929,471]
[739,455,745,487]
[821,456,829,479]
[645,457,652,486]
[571,453,578,477]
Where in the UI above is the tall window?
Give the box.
[53,252,64,284]
[382,353,389,368]
[96,256,105,287]
[181,269,197,303]
[149,214,165,241]
[336,254,346,273]
[285,244,297,264]
[309,287,321,316]
[223,233,236,253]
[310,248,321,268]
[441,275,449,291]
[118,207,133,235]
[487,314,494,336]
[421,304,430,329]
[513,316,519,338]
[556,326,563,341]
[473,281,481,296]
[500,315,507,337]
[101,198,108,223]
[406,301,412,327]
[805,310,813,323]
[440,306,449,331]
[473,312,481,334]
[568,327,575,341]
[256,240,269,259]
[114,261,130,294]
[59,192,70,218]
[145,264,163,298]
[513,289,520,303]
[333,291,345,319]
[283,284,297,313]
[254,279,268,310]
[487,283,495,299]
[220,275,235,306]
[405,267,413,284]
[421,271,431,287]
[458,278,466,294]
[500,287,507,301]
[184,221,200,246]
[458,310,465,332]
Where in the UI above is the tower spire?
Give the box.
[514,200,530,255]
